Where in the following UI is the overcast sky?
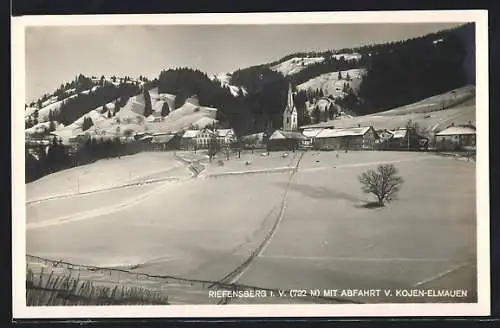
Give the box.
[25,23,463,102]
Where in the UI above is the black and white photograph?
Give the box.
[12,11,490,318]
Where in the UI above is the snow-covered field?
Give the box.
[271,57,325,76]
[26,152,189,201]
[25,150,476,303]
[238,151,476,302]
[298,68,366,97]
[203,150,300,176]
[27,172,290,279]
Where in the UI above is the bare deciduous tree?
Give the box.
[358,164,404,206]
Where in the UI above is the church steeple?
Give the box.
[283,82,298,131]
[287,83,294,110]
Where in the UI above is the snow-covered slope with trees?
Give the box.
[297,68,366,98]
[212,72,248,97]
[270,56,325,76]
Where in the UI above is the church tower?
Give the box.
[283,83,298,131]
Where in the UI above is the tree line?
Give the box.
[25,137,144,182]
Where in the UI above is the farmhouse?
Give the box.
[385,128,408,149]
[267,130,308,151]
[376,128,429,151]
[435,125,476,150]
[313,126,377,150]
[196,128,217,149]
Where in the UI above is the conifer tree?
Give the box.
[312,106,321,123]
[143,90,152,117]
[82,117,93,131]
[161,101,170,117]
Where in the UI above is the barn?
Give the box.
[267,130,308,151]
[313,126,377,150]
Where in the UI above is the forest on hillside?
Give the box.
[56,82,142,125]
[354,23,475,114]
[157,67,289,135]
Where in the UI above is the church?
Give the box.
[267,83,308,151]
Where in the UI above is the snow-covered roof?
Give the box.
[302,128,325,138]
[182,130,200,138]
[316,126,371,138]
[216,129,234,137]
[25,139,50,146]
[269,130,308,140]
[152,134,174,143]
[390,128,407,139]
[436,126,476,136]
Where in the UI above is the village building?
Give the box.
[282,83,298,131]
[384,128,408,149]
[313,126,377,150]
[435,125,476,150]
[149,132,181,151]
[267,130,309,151]
[180,130,200,150]
[216,128,236,147]
[376,128,429,151]
[266,83,309,151]
[301,128,325,149]
[195,128,217,149]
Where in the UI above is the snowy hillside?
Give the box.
[25,94,80,122]
[298,68,366,97]
[147,100,217,134]
[212,72,248,97]
[46,87,218,144]
[270,57,324,76]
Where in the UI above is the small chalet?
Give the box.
[313,126,377,150]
